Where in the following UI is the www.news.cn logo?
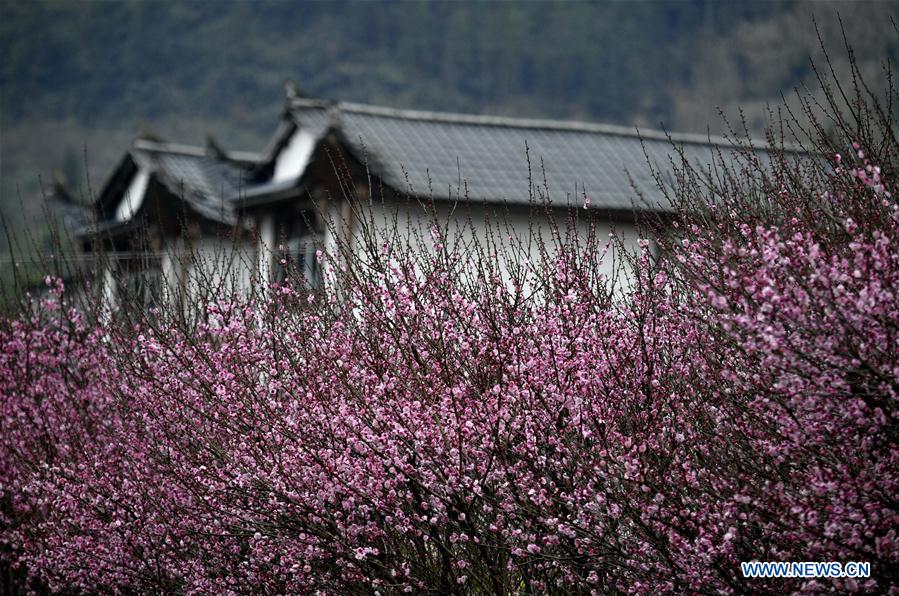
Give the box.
[741,561,871,579]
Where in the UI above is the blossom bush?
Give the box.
[2,47,898,596]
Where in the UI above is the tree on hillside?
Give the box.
[1,27,897,595]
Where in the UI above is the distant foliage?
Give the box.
[3,2,896,265]
[2,35,898,595]
[0,1,779,127]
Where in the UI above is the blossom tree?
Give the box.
[1,34,897,595]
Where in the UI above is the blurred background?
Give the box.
[1,0,897,269]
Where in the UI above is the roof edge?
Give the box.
[289,98,807,153]
[334,101,735,146]
[288,97,336,111]
[132,138,262,163]
[133,138,206,156]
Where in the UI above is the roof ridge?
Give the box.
[289,97,335,110]
[133,138,206,157]
[330,101,744,148]
[132,138,261,163]
[286,97,809,154]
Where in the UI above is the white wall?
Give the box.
[273,130,317,183]
[256,214,275,296]
[142,198,646,314]
[181,238,257,306]
[114,168,150,222]
[339,197,646,294]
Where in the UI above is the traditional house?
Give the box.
[56,88,755,311]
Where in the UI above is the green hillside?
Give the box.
[1,0,897,263]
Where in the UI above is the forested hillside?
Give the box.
[1,0,897,253]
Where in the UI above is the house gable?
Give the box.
[114,167,150,222]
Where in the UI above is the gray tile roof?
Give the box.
[289,100,781,212]
[68,140,264,236]
[47,187,97,231]
[130,141,253,225]
[72,98,801,242]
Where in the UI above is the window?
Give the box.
[275,235,319,289]
[112,252,165,314]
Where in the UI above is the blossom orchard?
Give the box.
[2,62,899,596]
